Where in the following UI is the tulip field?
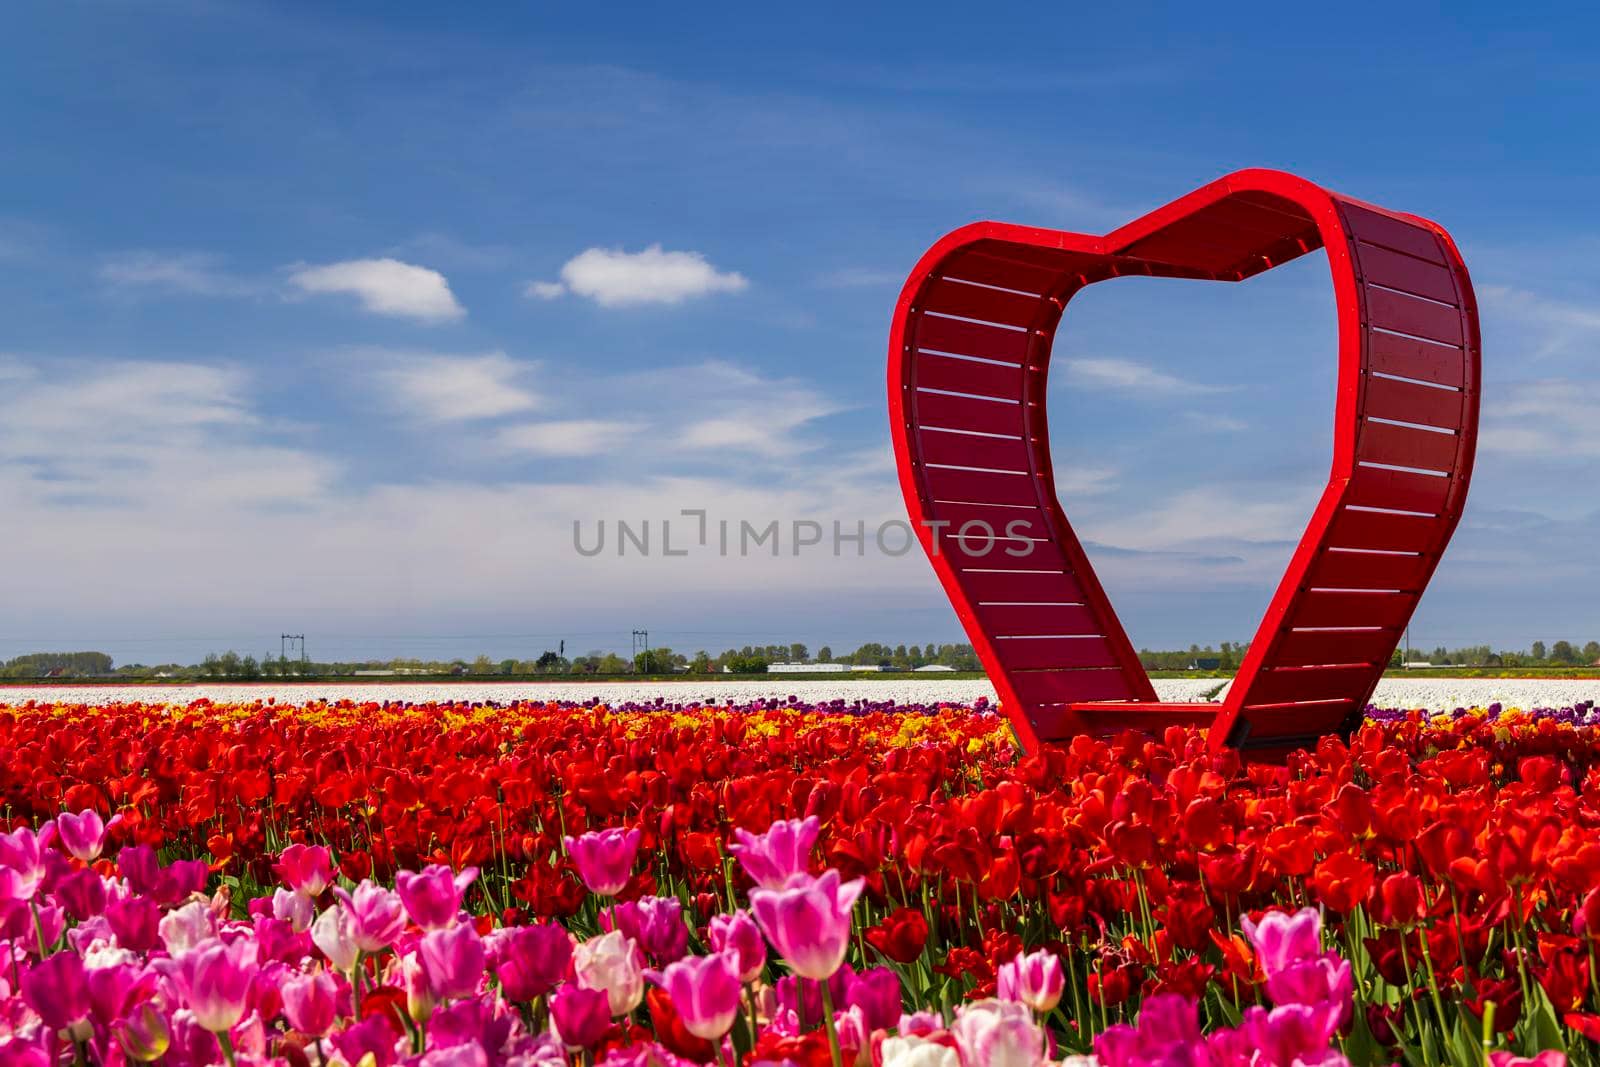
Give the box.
[1,697,1598,1066]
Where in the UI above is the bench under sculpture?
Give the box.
[887,169,1479,757]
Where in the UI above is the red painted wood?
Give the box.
[932,503,1052,541]
[888,169,1479,758]
[940,537,1065,572]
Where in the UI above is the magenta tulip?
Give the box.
[0,826,54,902]
[551,985,612,1050]
[21,950,91,1038]
[274,844,335,898]
[397,864,478,930]
[186,939,255,1033]
[750,869,862,981]
[565,828,641,897]
[997,950,1064,1014]
[419,921,486,1001]
[648,950,744,1041]
[491,923,573,1001]
[730,816,820,890]
[56,810,118,863]
[708,910,766,983]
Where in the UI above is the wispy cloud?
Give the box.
[494,419,635,457]
[373,351,541,422]
[1061,357,1235,395]
[289,258,465,322]
[528,245,747,307]
[100,252,261,297]
[1480,379,1600,458]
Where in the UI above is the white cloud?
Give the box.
[289,258,465,322]
[1061,358,1234,395]
[100,253,261,297]
[495,420,635,457]
[528,245,747,307]
[374,351,540,422]
[1480,379,1600,458]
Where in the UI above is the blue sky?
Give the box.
[3,3,1597,665]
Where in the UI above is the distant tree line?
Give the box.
[8,639,1598,680]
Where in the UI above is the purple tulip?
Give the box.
[21,950,91,1037]
[333,882,407,953]
[845,966,903,1031]
[55,810,119,863]
[397,864,478,930]
[281,970,338,1036]
[708,910,766,983]
[730,816,820,890]
[564,827,641,897]
[185,938,255,1033]
[997,950,1064,1014]
[275,844,335,897]
[750,869,863,980]
[951,998,1045,1067]
[550,985,612,1050]
[605,895,689,963]
[647,950,744,1041]
[419,921,486,1001]
[491,923,573,1002]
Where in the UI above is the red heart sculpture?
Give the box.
[887,169,1479,757]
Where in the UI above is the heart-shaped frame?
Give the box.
[888,169,1479,757]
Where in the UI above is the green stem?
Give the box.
[819,976,844,1067]
[219,1031,238,1067]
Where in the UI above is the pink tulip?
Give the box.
[401,952,436,1025]
[0,826,55,902]
[565,828,641,897]
[491,923,573,1002]
[730,816,820,890]
[56,810,119,863]
[708,910,766,983]
[1242,908,1322,977]
[419,921,486,1001]
[281,970,338,1036]
[750,869,863,980]
[275,844,335,897]
[397,864,478,930]
[115,1001,172,1062]
[21,950,91,1039]
[333,882,407,953]
[186,939,255,1033]
[878,1034,960,1067]
[605,895,689,963]
[648,950,744,1041]
[896,1012,945,1037]
[272,887,314,932]
[551,985,612,1050]
[951,999,1044,1067]
[311,905,361,972]
[1490,1054,1568,1067]
[997,950,1064,1014]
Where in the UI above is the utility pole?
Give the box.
[281,634,307,674]
[632,629,649,673]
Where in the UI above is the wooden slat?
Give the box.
[1347,467,1452,514]
[1355,242,1458,304]
[1364,374,1464,430]
[970,239,1086,272]
[1356,420,1460,473]
[941,537,1064,571]
[1269,629,1398,668]
[1233,702,1358,740]
[957,569,1083,603]
[932,502,1050,541]
[1366,330,1464,388]
[1291,590,1416,628]
[918,430,1030,473]
[975,602,1099,637]
[915,352,1024,400]
[1328,508,1445,552]
[941,251,1060,296]
[1366,288,1464,346]
[923,466,1039,507]
[913,390,1024,436]
[917,314,1032,363]
[922,279,1042,327]
[1307,549,1432,590]
[1341,203,1445,264]
[994,636,1117,671]
[1011,668,1136,705]
[1243,664,1375,705]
